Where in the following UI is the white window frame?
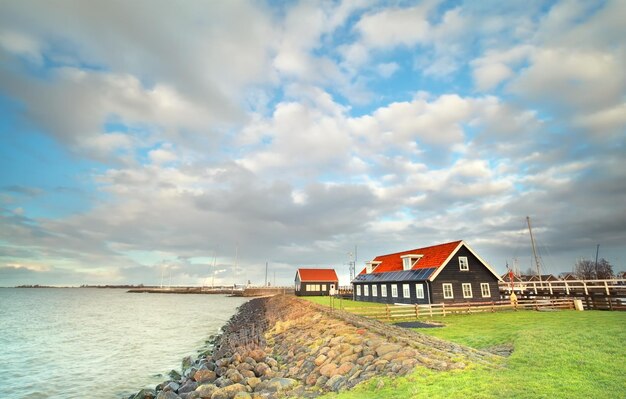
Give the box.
[364,285,369,296]
[402,284,410,298]
[321,284,326,291]
[356,285,361,296]
[381,284,387,297]
[415,283,424,299]
[402,257,412,271]
[391,284,398,298]
[462,283,473,298]
[459,256,469,271]
[372,284,378,297]
[481,283,491,298]
[443,283,453,299]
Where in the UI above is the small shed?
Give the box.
[295,268,339,296]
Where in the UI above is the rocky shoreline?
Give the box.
[128,295,499,399]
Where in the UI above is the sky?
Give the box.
[1,0,625,287]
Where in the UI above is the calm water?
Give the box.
[0,288,248,398]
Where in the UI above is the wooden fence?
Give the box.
[340,298,575,322]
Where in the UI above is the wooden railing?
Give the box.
[341,298,575,322]
[499,278,626,296]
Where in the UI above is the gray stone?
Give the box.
[325,375,347,392]
[156,391,180,399]
[132,388,156,399]
[214,377,234,388]
[262,377,298,393]
[164,382,180,392]
[179,381,198,394]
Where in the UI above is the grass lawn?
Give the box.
[301,297,626,399]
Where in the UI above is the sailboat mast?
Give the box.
[526,216,542,283]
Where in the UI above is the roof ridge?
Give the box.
[377,240,462,257]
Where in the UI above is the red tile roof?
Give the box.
[358,240,463,275]
[297,268,338,282]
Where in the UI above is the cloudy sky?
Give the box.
[1,0,625,287]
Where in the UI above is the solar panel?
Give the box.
[352,268,437,283]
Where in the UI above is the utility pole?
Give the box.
[526,216,542,283]
[265,261,268,287]
[595,244,600,279]
[348,245,357,282]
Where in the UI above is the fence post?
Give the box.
[415,304,419,319]
[429,304,433,318]
[385,304,390,321]
[442,302,446,317]
[491,301,495,312]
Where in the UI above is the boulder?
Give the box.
[313,354,327,366]
[375,343,401,357]
[245,377,261,390]
[214,377,234,388]
[226,369,244,384]
[263,377,298,393]
[164,382,180,392]
[195,384,219,399]
[194,369,217,383]
[178,381,198,394]
[132,388,156,399]
[335,362,354,376]
[248,349,266,362]
[210,383,247,399]
[319,363,337,378]
[156,391,180,399]
[325,375,347,392]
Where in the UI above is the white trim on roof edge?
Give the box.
[427,241,503,282]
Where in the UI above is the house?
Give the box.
[559,273,578,281]
[294,268,339,296]
[352,240,502,304]
[528,274,559,282]
[501,271,524,283]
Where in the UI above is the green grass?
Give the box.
[300,297,626,399]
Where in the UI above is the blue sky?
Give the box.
[1,0,625,287]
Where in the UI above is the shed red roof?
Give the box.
[359,240,463,275]
[297,268,338,282]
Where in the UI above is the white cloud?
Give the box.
[376,62,399,78]
[355,1,437,48]
[0,30,43,64]
[509,47,625,113]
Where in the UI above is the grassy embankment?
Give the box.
[301,296,626,399]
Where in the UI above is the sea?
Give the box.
[0,288,248,399]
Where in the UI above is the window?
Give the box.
[481,283,491,298]
[402,257,412,270]
[415,283,424,299]
[403,284,410,298]
[314,284,320,291]
[356,285,361,296]
[462,283,473,298]
[321,284,326,291]
[372,284,378,297]
[364,285,369,296]
[391,284,398,298]
[443,283,453,299]
[459,256,469,271]
[381,285,387,297]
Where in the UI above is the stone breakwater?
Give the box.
[129,296,499,399]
